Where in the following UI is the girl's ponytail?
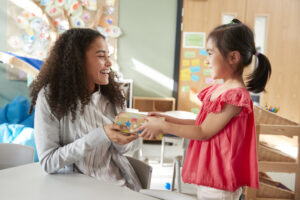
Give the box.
[246,53,271,93]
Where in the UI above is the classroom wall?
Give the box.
[0,0,7,51]
[118,0,177,98]
[0,0,30,108]
[0,0,8,107]
[0,0,178,107]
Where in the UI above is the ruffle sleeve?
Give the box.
[197,85,214,101]
[210,88,252,114]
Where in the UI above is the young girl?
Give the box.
[29,28,142,191]
[136,19,271,199]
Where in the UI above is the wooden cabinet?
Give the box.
[132,97,176,141]
[133,97,175,112]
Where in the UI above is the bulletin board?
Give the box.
[177,0,246,114]
[178,40,223,114]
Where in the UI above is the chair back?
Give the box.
[0,143,34,170]
[126,156,152,189]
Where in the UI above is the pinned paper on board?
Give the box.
[203,69,211,76]
[190,87,197,93]
[191,75,199,82]
[181,85,190,92]
[190,66,200,73]
[199,49,208,56]
[216,79,224,84]
[205,77,215,84]
[180,75,191,81]
[181,68,191,75]
[191,59,201,66]
[184,51,196,58]
[182,59,190,66]
[183,32,206,48]
[180,68,191,81]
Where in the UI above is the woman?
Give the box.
[29,28,142,191]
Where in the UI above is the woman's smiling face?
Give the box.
[85,36,112,92]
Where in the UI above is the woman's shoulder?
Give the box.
[36,86,57,115]
[36,87,47,102]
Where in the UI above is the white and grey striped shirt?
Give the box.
[34,88,142,191]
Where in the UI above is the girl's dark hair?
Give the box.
[208,18,271,93]
[29,28,125,121]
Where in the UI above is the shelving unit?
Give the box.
[133,97,176,142]
[245,105,300,200]
[133,97,175,112]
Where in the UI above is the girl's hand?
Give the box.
[104,124,138,145]
[135,117,164,140]
[148,112,164,117]
[148,112,172,122]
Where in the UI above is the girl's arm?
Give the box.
[149,112,196,125]
[139,103,242,140]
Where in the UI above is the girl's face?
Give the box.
[205,38,232,80]
[85,37,112,92]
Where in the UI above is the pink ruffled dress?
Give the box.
[182,84,259,192]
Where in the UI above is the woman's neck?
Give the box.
[90,84,101,94]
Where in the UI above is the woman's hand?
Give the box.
[135,117,164,140]
[104,124,138,145]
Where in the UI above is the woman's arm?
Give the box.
[35,92,136,174]
[105,124,141,154]
[111,137,142,154]
[139,103,242,140]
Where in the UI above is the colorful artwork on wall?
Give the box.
[7,0,122,62]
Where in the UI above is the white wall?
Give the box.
[118,0,177,97]
[0,0,7,51]
[0,0,30,107]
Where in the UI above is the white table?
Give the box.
[0,163,158,200]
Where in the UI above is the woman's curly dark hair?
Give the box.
[29,28,125,121]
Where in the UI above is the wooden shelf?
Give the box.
[133,97,176,141]
[133,97,175,112]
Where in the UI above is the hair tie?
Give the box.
[254,51,260,57]
[230,19,242,24]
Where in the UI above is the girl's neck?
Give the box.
[222,76,245,88]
